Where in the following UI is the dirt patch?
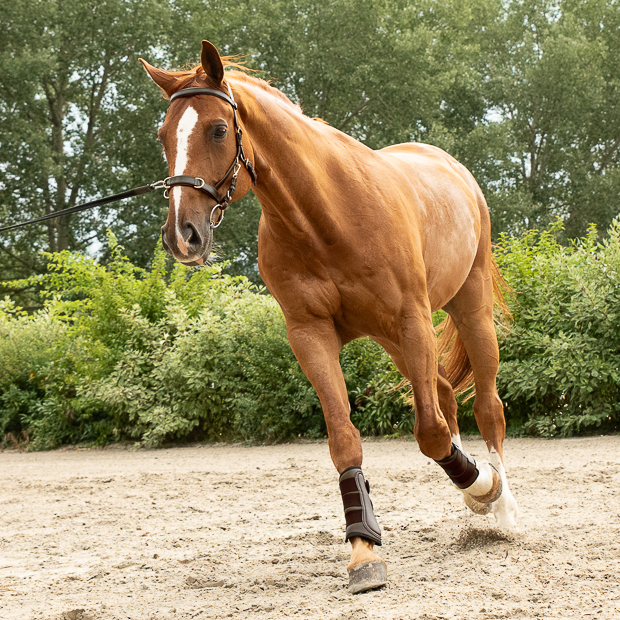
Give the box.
[1,436,619,619]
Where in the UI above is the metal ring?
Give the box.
[150,179,167,191]
[163,188,170,199]
[210,205,224,229]
[194,178,205,189]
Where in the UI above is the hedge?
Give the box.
[2,220,620,449]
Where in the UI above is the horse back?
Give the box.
[258,139,489,333]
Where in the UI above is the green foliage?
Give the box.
[4,219,620,448]
[477,0,620,240]
[495,218,620,437]
[0,0,170,287]
[340,339,413,436]
[81,284,325,446]
[0,297,113,449]
[1,234,412,448]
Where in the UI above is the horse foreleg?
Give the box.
[286,320,387,593]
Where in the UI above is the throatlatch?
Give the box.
[435,443,479,489]
[339,467,382,546]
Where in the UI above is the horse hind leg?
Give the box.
[385,336,506,519]
[437,365,494,516]
[443,258,519,530]
[437,363,463,445]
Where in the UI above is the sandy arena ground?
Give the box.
[1,436,620,620]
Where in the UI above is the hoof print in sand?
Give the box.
[62,611,94,620]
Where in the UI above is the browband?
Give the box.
[169,85,237,109]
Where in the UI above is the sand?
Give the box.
[1,435,619,619]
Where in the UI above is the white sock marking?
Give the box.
[488,447,519,530]
[452,438,519,525]
[466,462,494,495]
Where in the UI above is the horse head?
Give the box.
[140,41,256,266]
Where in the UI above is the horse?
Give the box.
[140,40,519,594]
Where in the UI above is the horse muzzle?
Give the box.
[161,218,213,266]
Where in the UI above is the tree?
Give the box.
[0,0,170,289]
[475,0,620,238]
[2,0,618,295]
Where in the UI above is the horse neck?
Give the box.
[234,80,374,236]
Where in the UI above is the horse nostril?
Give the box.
[185,222,202,249]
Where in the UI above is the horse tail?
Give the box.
[436,257,511,399]
[436,315,473,399]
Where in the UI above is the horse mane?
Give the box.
[167,59,303,114]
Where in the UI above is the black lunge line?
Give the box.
[0,183,162,234]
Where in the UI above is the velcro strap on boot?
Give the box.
[435,443,479,489]
[339,466,382,546]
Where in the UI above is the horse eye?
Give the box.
[213,126,227,139]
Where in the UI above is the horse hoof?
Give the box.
[462,491,492,515]
[348,560,388,594]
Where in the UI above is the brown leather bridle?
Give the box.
[161,83,257,228]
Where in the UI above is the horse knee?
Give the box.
[414,411,452,460]
[327,420,363,473]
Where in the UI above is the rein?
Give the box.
[0,81,256,234]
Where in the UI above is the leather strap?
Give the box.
[165,175,220,202]
[169,85,237,108]
[0,184,155,234]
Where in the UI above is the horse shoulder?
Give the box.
[257,218,343,323]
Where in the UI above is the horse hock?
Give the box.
[339,467,387,594]
[435,443,502,507]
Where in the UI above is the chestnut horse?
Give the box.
[140,41,519,594]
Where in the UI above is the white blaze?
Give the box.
[172,106,199,251]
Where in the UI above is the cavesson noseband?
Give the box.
[159,83,258,228]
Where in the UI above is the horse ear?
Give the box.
[201,40,224,85]
[139,59,178,97]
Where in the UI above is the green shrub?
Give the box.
[0,297,113,449]
[4,219,620,449]
[1,233,402,447]
[340,338,412,436]
[0,301,63,442]
[495,219,620,436]
[82,286,324,446]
